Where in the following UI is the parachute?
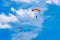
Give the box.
[31,8,41,18]
[32,8,41,12]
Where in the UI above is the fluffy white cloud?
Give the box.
[11,7,36,19]
[11,0,40,3]
[11,32,37,40]
[45,0,52,4]
[10,7,48,40]
[0,23,11,29]
[0,12,18,29]
[0,12,18,23]
[45,0,60,6]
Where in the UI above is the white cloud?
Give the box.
[11,32,37,40]
[45,0,60,6]
[11,7,36,19]
[53,0,60,5]
[45,0,52,4]
[11,0,40,3]
[0,23,11,29]
[0,12,18,23]
[0,12,18,29]
[10,7,48,40]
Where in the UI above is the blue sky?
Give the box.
[0,0,60,40]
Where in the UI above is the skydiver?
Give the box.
[36,15,37,18]
[18,27,23,29]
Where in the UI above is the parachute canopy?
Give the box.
[32,8,41,12]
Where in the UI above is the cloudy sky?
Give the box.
[0,0,60,40]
